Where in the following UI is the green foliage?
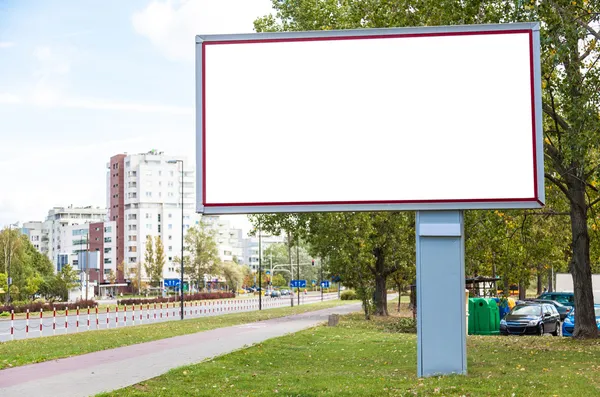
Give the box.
[221,262,243,292]
[340,290,357,300]
[271,273,287,287]
[181,223,221,291]
[382,317,417,334]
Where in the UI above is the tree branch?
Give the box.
[542,102,571,132]
[545,172,575,206]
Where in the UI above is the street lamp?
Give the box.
[258,222,262,311]
[5,222,19,304]
[167,159,184,320]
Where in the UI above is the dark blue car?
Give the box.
[562,305,600,337]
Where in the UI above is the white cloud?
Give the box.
[132,0,274,61]
[0,93,21,104]
[0,42,15,49]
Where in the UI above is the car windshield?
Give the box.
[551,295,572,304]
[511,305,542,315]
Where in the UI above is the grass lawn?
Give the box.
[0,299,356,370]
[102,304,600,397]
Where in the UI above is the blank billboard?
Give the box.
[196,23,543,214]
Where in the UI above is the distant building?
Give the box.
[107,150,197,284]
[242,234,285,272]
[202,215,244,263]
[42,206,107,271]
[20,221,45,254]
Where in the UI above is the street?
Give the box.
[0,292,339,342]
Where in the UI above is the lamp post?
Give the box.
[167,159,184,320]
[258,222,262,311]
[5,222,19,304]
[320,259,324,302]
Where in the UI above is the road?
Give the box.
[0,292,339,342]
[0,301,361,397]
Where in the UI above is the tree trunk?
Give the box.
[372,248,388,316]
[518,281,526,301]
[568,178,598,338]
[374,275,388,316]
[536,267,543,296]
[547,267,554,292]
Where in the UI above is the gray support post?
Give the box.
[416,211,466,377]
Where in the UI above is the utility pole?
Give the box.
[85,230,90,301]
[258,222,262,310]
[297,244,300,306]
[320,259,324,302]
[288,231,293,307]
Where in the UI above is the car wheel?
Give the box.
[552,321,560,336]
[538,323,544,336]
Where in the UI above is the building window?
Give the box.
[126,161,130,168]
[168,246,173,251]
[168,192,174,197]
[128,246,137,253]
[128,235,137,242]
[168,181,174,187]
[146,224,152,230]
[168,213,172,218]
[95,227,100,231]
[146,171,152,177]
[128,225,137,231]
[128,192,137,199]
[146,213,151,219]
[170,171,174,177]
[158,171,162,176]
[168,257,172,261]
[168,235,172,240]
[104,248,111,254]
[104,237,112,243]
[168,224,173,230]
[104,226,113,233]
[127,214,136,221]
[129,257,136,263]
[104,258,112,264]
[72,229,87,236]
[224,250,232,256]
[128,171,137,177]
[146,192,152,198]
[158,225,161,233]
[158,214,161,222]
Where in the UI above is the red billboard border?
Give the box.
[201,29,539,208]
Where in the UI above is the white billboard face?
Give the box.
[196,24,543,214]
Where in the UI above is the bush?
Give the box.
[117,292,235,306]
[383,317,416,334]
[341,290,357,300]
[0,299,97,314]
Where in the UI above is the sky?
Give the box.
[0,0,275,234]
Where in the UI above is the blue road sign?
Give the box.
[290,279,307,288]
[164,279,180,288]
[321,281,330,288]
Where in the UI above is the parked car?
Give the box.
[500,303,560,336]
[537,292,575,307]
[281,289,290,296]
[270,290,281,298]
[562,304,600,337]
[532,299,572,321]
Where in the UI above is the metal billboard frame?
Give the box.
[196,22,543,215]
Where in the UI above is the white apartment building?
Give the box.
[43,206,107,271]
[113,150,197,282]
[242,234,286,272]
[21,221,45,254]
[202,215,244,263]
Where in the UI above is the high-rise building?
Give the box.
[242,234,286,272]
[107,150,197,283]
[202,215,244,263]
[20,221,45,254]
[43,206,107,271]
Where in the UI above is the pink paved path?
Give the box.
[0,302,361,397]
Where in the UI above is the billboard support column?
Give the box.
[416,211,466,377]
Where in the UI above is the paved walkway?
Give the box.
[0,302,362,397]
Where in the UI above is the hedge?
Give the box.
[117,292,235,306]
[0,299,97,314]
[340,290,357,300]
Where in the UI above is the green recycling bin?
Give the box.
[469,298,500,335]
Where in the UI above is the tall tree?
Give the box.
[151,236,165,286]
[143,236,155,283]
[182,224,221,292]
[221,262,243,292]
[255,0,600,338]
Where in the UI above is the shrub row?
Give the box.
[0,299,97,314]
[382,317,417,334]
[340,290,357,300]
[117,292,235,306]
